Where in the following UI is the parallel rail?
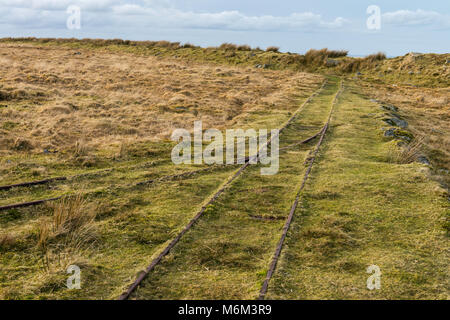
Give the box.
[118,80,328,300]
[258,80,344,300]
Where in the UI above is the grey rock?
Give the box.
[384,128,396,137]
[326,58,340,67]
[356,72,362,76]
[74,52,81,55]
[417,156,431,166]
[381,104,399,112]
[382,128,413,142]
[383,117,408,128]
[392,118,408,128]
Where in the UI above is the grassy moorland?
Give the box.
[0,38,448,300]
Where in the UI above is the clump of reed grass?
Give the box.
[266,46,280,53]
[387,136,425,164]
[37,195,97,271]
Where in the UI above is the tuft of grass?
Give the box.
[219,43,238,51]
[237,44,252,51]
[37,195,97,250]
[266,46,280,53]
[305,48,348,64]
[0,233,16,251]
[74,140,89,157]
[387,137,425,164]
[365,52,387,63]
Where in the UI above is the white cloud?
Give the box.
[0,0,348,31]
[383,9,450,28]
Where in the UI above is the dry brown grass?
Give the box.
[305,48,348,64]
[387,137,425,164]
[37,195,97,249]
[0,233,16,250]
[0,43,321,158]
[365,52,387,63]
[266,46,280,53]
[36,195,97,273]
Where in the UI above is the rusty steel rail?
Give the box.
[118,80,327,300]
[0,160,169,192]
[0,177,67,191]
[0,165,235,212]
[258,80,344,300]
[134,166,229,187]
[0,196,63,211]
[279,127,325,152]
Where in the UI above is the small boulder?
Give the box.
[382,114,408,128]
[381,104,398,112]
[383,128,396,138]
[392,118,408,128]
[326,59,340,67]
[417,156,431,166]
[382,128,414,142]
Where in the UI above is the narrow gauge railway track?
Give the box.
[0,159,170,192]
[0,82,328,214]
[0,164,236,212]
[259,80,344,299]
[118,80,329,300]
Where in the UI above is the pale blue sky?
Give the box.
[0,0,449,56]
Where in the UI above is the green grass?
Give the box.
[266,82,449,299]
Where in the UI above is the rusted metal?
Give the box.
[0,166,231,212]
[135,166,222,187]
[279,127,325,152]
[118,81,327,300]
[258,80,344,300]
[0,196,63,211]
[0,177,67,191]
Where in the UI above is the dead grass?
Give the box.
[305,48,348,65]
[266,46,280,53]
[36,195,97,274]
[387,137,425,164]
[0,42,321,159]
[37,195,97,249]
